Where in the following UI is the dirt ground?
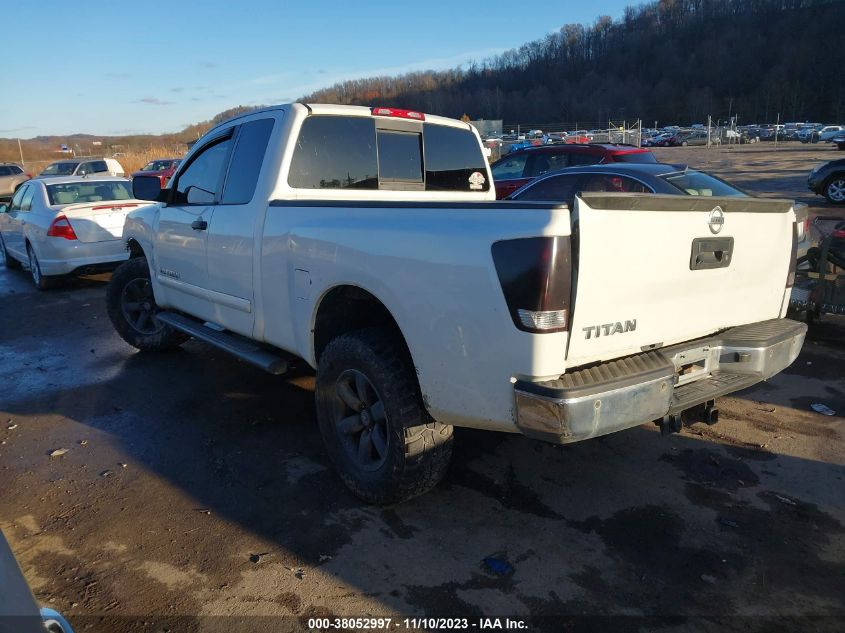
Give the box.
[1,144,844,633]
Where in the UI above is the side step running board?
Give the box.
[155,312,288,375]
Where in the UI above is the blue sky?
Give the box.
[1,0,631,137]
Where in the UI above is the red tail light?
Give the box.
[833,228,845,239]
[46,215,78,240]
[371,107,425,121]
[492,236,572,333]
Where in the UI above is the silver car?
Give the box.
[0,177,147,289]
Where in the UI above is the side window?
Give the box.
[580,174,650,193]
[513,174,582,203]
[92,160,108,173]
[8,184,28,210]
[525,153,550,177]
[11,166,23,174]
[423,123,490,191]
[78,162,92,174]
[546,154,569,172]
[221,118,275,204]
[525,152,570,177]
[289,116,377,189]
[20,185,36,211]
[491,154,528,180]
[568,152,603,166]
[0,166,11,176]
[173,134,234,205]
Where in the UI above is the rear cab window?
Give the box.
[288,115,489,192]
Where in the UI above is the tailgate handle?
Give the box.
[690,237,734,270]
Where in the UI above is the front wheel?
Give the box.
[0,234,21,269]
[824,176,845,204]
[316,328,453,504]
[106,257,187,351]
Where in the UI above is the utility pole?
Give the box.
[774,112,780,147]
[707,115,712,148]
[17,138,24,166]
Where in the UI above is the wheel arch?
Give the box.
[126,237,145,258]
[311,284,414,369]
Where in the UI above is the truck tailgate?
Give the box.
[565,193,796,366]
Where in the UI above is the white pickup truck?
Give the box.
[108,103,806,503]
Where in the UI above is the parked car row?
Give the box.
[0,154,185,206]
[642,129,720,147]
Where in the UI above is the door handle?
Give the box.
[191,219,208,231]
[690,237,734,270]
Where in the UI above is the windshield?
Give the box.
[47,181,133,205]
[141,160,174,171]
[661,170,748,197]
[41,162,79,176]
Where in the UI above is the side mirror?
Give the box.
[133,175,163,201]
[78,169,87,176]
[0,204,7,214]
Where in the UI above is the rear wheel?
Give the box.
[27,244,56,290]
[824,176,845,204]
[0,234,21,269]
[106,257,187,351]
[316,328,453,504]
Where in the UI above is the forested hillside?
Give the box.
[303,0,845,124]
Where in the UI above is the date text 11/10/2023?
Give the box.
[306,617,529,630]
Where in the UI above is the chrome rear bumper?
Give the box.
[514,318,806,444]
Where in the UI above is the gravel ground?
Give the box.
[1,145,844,632]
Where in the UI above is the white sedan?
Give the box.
[0,176,148,289]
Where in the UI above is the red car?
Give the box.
[490,144,656,199]
[131,158,182,187]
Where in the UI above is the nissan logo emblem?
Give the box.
[708,206,725,234]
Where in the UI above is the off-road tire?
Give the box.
[27,243,57,290]
[823,175,845,205]
[106,257,188,351]
[0,234,21,269]
[316,328,453,504]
